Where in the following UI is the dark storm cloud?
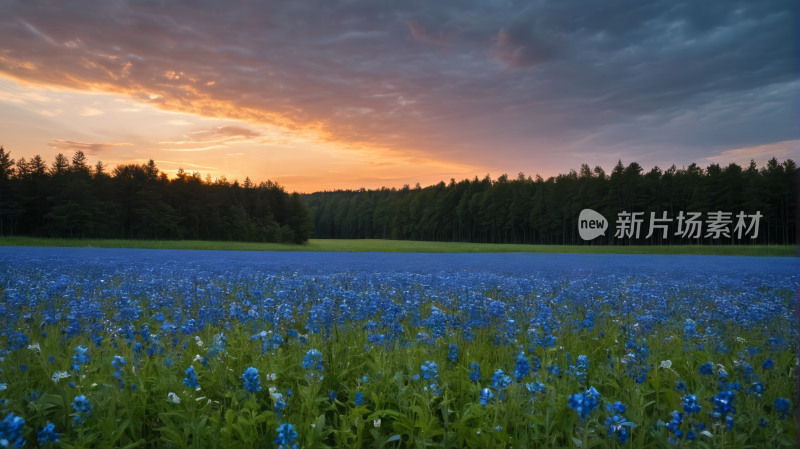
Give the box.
[0,0,795,169]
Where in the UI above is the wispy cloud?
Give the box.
[160,145,227,152]
[78,106,103,116]
[706,140,799,165]
[155,160,218,170]
[48,139,131,155]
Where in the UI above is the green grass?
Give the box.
[0,236,795,256]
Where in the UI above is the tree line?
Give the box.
[0,147,313,243]
[301,158,797,246]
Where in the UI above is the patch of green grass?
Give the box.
[0,236,795,256]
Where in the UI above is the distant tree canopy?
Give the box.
[301,159,797,246]
[0,147,313,243]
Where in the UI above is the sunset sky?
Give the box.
[0,0,797,192]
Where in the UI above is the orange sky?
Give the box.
[0,1,797,192]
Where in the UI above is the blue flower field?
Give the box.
[0,247,796,448]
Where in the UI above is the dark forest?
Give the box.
[0,147,313,243]
[302,159,796,246]
[1,146,795,246]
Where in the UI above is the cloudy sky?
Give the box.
[0,0,797,191]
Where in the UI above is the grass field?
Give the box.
[0,236,795,256]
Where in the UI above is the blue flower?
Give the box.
[302,349,324,371]
[329,390,337,402]
[513,353,530,382]
[606,401,627,414]
[112,355,127,370]
[762,359,774,370]
[674,380,687,392]
[774,398,791,420]
[710,390,735,417]
[605,415,629,444]
[568,386,601,420]
[0,413,26,448]
[72,395,92,425]
[447,344,458,362]
[666,410,683,439]
[546,364,561,378]
[37,422,61,445]
[468,362,481,383]
[7,332,28,351]
[699,362,714,376]
[683,394,701,414]
[242,367,261,394]
[525,382,546,394]
[420,361,438,380]
[531,356,541,373]
[274,423,299,449]
[183,366,200,389]
[490,369,512,391]
[571,355,589,384]
[683,320,697,339]
[354,392,364,406]
[207,333,228,358]
[71,345,90,372]
[479,388,494,407]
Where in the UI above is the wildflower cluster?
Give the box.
[568,386,601,420]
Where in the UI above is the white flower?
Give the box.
[27,343,40,352]
[269,387,283,402]
[193,355,203,362]
[373,419,381,428]
[0,384,7,391]
[267,373,277,381]
[168,392,181,404]
[659,360,672,369]
[51,372,70,383]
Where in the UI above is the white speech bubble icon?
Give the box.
[578,209,607,240]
